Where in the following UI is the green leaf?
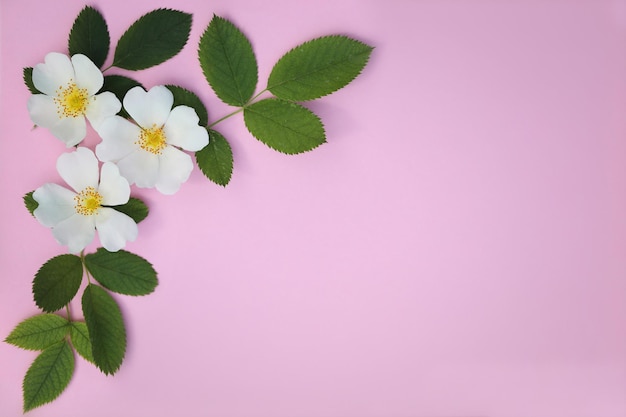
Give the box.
[24,191,38,216]
[195,129,233,186]
[198,15,258,106]
[23,341,74,412]
[268,35,373,101]
[68,6,110,69]
[102,75,143,118]
[33,254,84,313]
[84,249,157,296]
[243,98,326,154]
[113,8,192,70]
[166,85,209,126]
[5,314,69,351]
[110,197,149,224]
[70,322,94,364]
[81,284,126,375]
[23,67,39,94]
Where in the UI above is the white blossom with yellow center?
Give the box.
[27,52,121,147]
[96,85,209,195]
[33,147,138,254]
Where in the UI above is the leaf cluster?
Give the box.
[6,247,157,410]
[195,16,373,184]
[67,6,192,72]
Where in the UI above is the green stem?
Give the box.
[206,88,270,129]
[80,250,92,285]
[65,304,72,321]
[207,107,244,129]
[249,88,269,102]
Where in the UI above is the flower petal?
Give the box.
[72,54,103,95]
[123,85,173,128]
[32,52,74,96]
[116,149,159,188]
[155,146,194,195]
[164,106,209,151]
[98,163,130,206]
[27,95,60,129]
[49,116,87,147]
[57,147,99,192]
[52,214,96,254]
[33,183,77,227]
[95,208,138,252]
[85,92,122,132]
[96,116,141,162]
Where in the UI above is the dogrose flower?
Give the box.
[95,85,209,195]
[27,52,121,147]
[33,147,138,254]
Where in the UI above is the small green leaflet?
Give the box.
[68,6,110,69]
[84,249,157,296]
[70,322,94,364]
[268,35,373,101]
[24,191,38,216]
[5,314,69,351]
[33,254,83,313]
[166,85,209,126]
[199,15,258,107]
[82,284,126,375]
[22,341,74,412]
[113,8,192,70]
[23,68,39,94]
[244,98,326,154]
[195,129,234,186]
[110,197,149,224]
[102,75,143,118]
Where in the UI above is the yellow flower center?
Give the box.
[74,187,103,216]
[138,125,168,155]
[55,81,90,118]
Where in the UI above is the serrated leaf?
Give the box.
[110,197,149,224]
[81,284,126,375]
[33,254,84,313]
[5,314,69,351]
[70,322,94,364]
[24,191,38,216]
[198,15,258,106]
[243,98,326,154]
[196,129,233,186]
[268,35,373,101]
[84,249,157,296]
[166,85,209,126]
[68,6,110,69]
[102,75,143,118]
[23,340,74,412]
[113,8,192,70]
[23,67,39,94]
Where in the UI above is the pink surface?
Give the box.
[1,0,625,416]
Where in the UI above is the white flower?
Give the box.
[27,52,121,147]
[33,147,138,254]
[96,85,209,195]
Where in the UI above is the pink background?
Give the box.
[1,0,625,416]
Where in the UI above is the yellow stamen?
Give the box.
[74,187,103,216]
[54,81,90,118]
[137,125,167,155]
